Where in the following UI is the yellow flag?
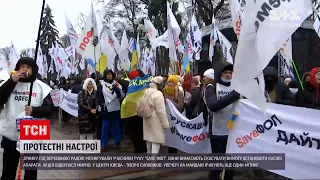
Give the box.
[96,54,107,73]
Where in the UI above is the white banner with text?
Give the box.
[164,99,211,153]
[227,100,320,179]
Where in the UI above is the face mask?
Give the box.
[221,77,231,83]
[289,88,298,94]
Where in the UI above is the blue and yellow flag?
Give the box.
[183,41,190,73]
[96,54,107,73]
[130,40,138,71]
[121,74,153,118]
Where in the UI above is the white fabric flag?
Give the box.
[280,38,294,78]
[186,33,194,62]
[155,30,169,48]
[144,19,159,50]
[232,0,312,111]
[76,2,100,61]
[313,16,320,37]
[119,31,130,71]
[167,2,181,62]
[100,29,116,70]
[216,28,233,64]
[137,33,141,62]
[190,14,202,60]
[27,49,33,57]
[42,55,48,79]
[65,13,78,47]
[229,0,243,39]
[8,44,19,71]
[36,47,45,76]
[208,14,219,62]
[106,29,121,55]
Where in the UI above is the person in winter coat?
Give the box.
[263,67,294,105]
[295,67,320,110]
[91,72,103,139]
[189,77,202,117]
[288,79,299,95]
[96,69,125,151]
[116,71,130,95]
[0,57,54,180]
[164,75,184,112]
[302,72,310,87]
[182,74,193,119]
[121,70,147,153]
[143,76,169,154]
[203,63,240,180]
[71,78,83,94]
[163,75,184,154]
[77,78,97,140]
[58,77,70,91]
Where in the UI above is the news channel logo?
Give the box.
[268,9,313,28]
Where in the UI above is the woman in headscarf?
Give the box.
[163,75,184,112]
[163,75,184,154]
[296,68,320,110]
[77,78,97,140]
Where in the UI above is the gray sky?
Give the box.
[0,0,92,52]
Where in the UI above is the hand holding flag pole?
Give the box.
[18,1,46,180]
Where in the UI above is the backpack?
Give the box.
[136,89,156,118]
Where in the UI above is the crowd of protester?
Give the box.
[1,56,318,180]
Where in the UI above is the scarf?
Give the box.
[100,81,117,104]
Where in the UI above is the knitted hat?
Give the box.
[167,75,179,84]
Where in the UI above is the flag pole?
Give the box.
[19,1,46,179]
[291,59,304,90]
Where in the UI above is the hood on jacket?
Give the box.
[15,57,39,82]
[263,66,278,79]
[309,67,320,89]
[82,78,97,91]
[213,60,233,84]
[103,69,115,82]
[302,72,310,83]
[59,77,66,85]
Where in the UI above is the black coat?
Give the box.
[77,90,97,134]
[295,83,320,110]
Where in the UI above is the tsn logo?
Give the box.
[19,120,50,140]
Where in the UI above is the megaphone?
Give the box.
[11,70,30,78]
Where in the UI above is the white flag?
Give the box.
[209,14,219,62]
[232,0,312,111]
[144,19,159,50]
[36,47,44,76]
[229,0,243,39]
[190,14,202,60]
[137,33,141,62]
[119,31,130,71]
[106,29,121,55]
[8,44,19,71]
[154,30,169,48]
[280,37,294,78]
[167,2,181,62]
[216,28,233,64]
[76,2,99,60]
[100,29,116,70]
[65,13,78,47]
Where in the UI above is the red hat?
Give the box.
[129,70,140,80]
[309,67,320,88]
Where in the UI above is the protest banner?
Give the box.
[227,100,320,179]
[50,89,61,107]
[59,90,78,117]
[165,99,211,153]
